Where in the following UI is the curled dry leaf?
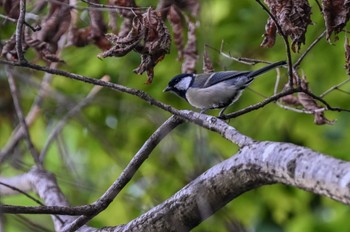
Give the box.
[202,46,214,73]
[182,20,198,73]
[280,80,334,125]
[262,0,312,52]
[70,0,111,50]
[99,8,171,83]
[173,0,200,17]
[168,5,185,60]
[323,0,350,41]
[1,35,18,61]
[1,0,70,63]
[108,0,140,37]
[345,37,350,75]
[157,0,199,73]
[260,18,277,48]
[25,1,71,62]
[280,94,301,106]
[298,80,334,125]
[109,0,140,18]
[2,0,20,19]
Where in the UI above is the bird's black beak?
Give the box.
[163,86,171,92]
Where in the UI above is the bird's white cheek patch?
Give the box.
[174,76,192,90]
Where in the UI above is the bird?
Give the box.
[163,60,286,117]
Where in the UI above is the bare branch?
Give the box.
[62,115,184,232]
[320,78,350,97]
[6,67,42,168]
[221,88,301,120]
[39,75,110,163]
[111,141,350,231]
[15,0,27,63]
[294,30,326,68]
[0,62,57,164]
[0,181,43,205]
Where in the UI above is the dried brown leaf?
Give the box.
[168,5,185,60]
[298,80,334,125]
[173,0,200,17]
[323,0,350,41]
[182,20,198,73]
[36,1,71,44]
[70,0,111,50]
[202,47,214,73]
[19,0,71,63]
[109,0,141,18]
[261,18,277,48]
[1,35,17,61]
[98,8,171,83]
[345,37,350,75]
[280,94,301,106]
[263,0,312,52]
[3,0,20,19]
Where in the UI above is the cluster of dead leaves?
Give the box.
[98,7,171,84]
[97,0,199,83]
[281,78,334,125]
[1,0,72,62]
[0,0,199,83]
[261,0,349,124]
[262,0,350,52]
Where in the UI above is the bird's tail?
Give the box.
[247,61,286,78]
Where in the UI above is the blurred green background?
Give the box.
[1,0,350,231]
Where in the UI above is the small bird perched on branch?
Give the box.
[164,61,286,117]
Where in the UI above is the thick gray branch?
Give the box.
[105,141,350,231]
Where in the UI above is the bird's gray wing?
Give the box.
[201,71,251,88]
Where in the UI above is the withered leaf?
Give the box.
[261,18,277,48]
[262,0,312,52]
[2,0,20,19]
[98,8,171,83]
[202,46,214,73]
[168,5,185,60]
[323,0,350,41]
[23,0,71,63]
[280,94,301,106]
[182,20,198,73]
[345,37,350,75]
[298,80,334,125]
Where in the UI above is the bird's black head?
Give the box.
[163,73,194,100]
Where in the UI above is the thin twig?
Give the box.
[0,63,57,163]
[6,67,42,168]
[320,78,350,97]
[206,42,270,65]
[294,30,326,68]
[61,115,184,232]
[0,13,41,32]
[301,88,350,112]
[0,182,43,206]
[220,88,301,120]
[39,75,110,163]
[15,0,27,63]
[80,0,147,11]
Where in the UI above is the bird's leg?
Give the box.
[200,109,208,114]
[218,107,227,118]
